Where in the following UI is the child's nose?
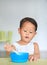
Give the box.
[26,32,29,35]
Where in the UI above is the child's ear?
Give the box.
[33,32,37,38]
[18,28,20,34]
[34,32,37,36]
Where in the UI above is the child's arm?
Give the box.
[34,42,40,59]
[29,42,40,61]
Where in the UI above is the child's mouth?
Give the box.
[25,36,29,39]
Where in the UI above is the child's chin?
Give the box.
[24,40,30,43]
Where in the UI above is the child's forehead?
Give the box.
[22,21,35,28]
[21,22,35,31]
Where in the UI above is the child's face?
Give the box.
[18,21,37,43]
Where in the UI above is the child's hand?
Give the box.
[29,54,39,62]
[4,42,14,52]
[29,55,34,61]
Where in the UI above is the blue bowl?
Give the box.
[10,52,29,63]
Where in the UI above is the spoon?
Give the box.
[12,50,20,55]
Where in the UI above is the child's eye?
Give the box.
[24,30,27,32]
[30,32,32,33]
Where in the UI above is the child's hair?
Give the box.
[20,17,38,31]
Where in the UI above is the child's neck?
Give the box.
[17,40,29,45]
